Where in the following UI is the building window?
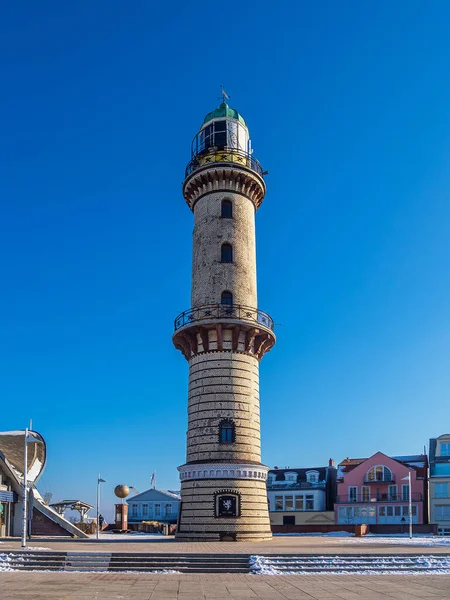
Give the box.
[221,243,233,263]
[131,504,137,518]
[295,496,304,510]
[367,465,393,482]
[221,199,233,218]
[388,485,398,501]
[305,495,314,510]
[349,487,357,502]
[221,291,233,314]
[435,483,448,499]
[219,420,235,443]
[285,495,294,511]
[306,471,319,484]
[436,505,450,520]
[441,443,450,456]
[165,503,172,515]
[361,486,370,502]
[283,515,295,525]
[142,504,148,517]
[285,472,298,483]
[402,484,410,502]
[155,504,161,517]
[275,496,283,510]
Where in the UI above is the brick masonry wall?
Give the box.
[177,478,271,541]
[187,352,261,464]
[31,507,72,537]
[191,191,257,308]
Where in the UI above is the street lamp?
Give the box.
[401,472,413,540]
[22,428,43,548]
[96,474,107,540]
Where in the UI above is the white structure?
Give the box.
[127,489,181,524]
[0,430,87,538]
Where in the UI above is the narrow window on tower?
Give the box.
[221,199,233,218]
[219,420,235,444]
[220,291,233,315]
[221,243,232,263]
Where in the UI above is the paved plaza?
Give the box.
[2,534,450,555]
[2,571,450,600]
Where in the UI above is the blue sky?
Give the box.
[2,1,450,520]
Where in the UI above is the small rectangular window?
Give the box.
[275,496,283,510]
[295,496,304,511]
[305,495,314,510]
[285,495,294,511]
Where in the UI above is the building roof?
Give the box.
[126,488,181,503]
[338,453,428,480]
[50,500,94,511]
[268,466,328,482]
[203,102,247,126]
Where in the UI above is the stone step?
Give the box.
[251,554,450,574]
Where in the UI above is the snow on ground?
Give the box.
[89,532,171,541]
[275,533,450,546]
[0,553,19,572]
[250,555,450,575]
[342,535,450,547]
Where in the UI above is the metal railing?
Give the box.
[185,147,264,178]
[174,303,274,332]
[364,477,396,484]
[336,493,423,503]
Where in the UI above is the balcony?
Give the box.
[185,147,264,179]
[174,304,274,333]
[336,493,423,503]
[364,476,396,484]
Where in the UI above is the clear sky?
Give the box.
[2,1,450,521]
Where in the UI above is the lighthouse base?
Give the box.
[175,477,272,542]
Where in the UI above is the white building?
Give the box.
[127,489,180,524]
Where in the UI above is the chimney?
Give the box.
[328,458,335,467]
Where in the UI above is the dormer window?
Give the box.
[306,470,319,484]
[284,472,297,483]
[267,474,276,484]
[367,465,393,482]
[441,443,449,457]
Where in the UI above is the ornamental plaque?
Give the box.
[217,494,238,517]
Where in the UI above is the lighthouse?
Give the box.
[173,98,275,542]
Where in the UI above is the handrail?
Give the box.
[174,303,274,332]
[185,147,264,178]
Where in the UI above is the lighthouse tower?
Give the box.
[173,100,275,542]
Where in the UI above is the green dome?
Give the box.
[203,102,247,126]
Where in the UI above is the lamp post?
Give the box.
[96,474,107,540]
[402,472,413,539]
[22,428,42,548]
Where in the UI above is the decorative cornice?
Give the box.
[178,462,269,482]
[183,165,266,211]
[173,321,275,362]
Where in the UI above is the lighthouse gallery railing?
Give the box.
[174,304,274,332]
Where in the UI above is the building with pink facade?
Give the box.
[336,452,428,529]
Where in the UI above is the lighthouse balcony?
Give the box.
[173,303,275,360]
[174,303,274,332]
[185,147,264,179]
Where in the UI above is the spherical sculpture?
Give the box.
[114,484,130,499]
